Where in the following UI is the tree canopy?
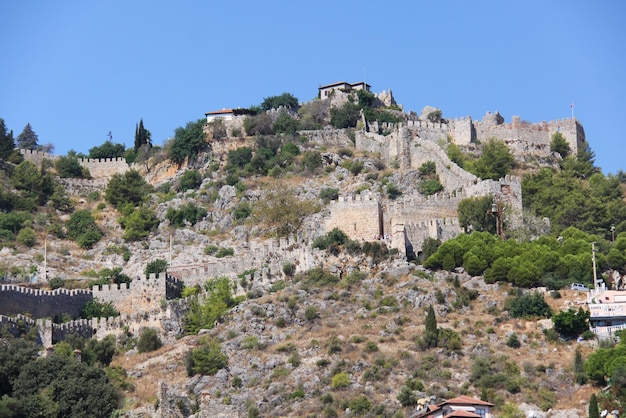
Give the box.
[89,140,126,159]
[16,123,39,150]
[168,119,207,164]
[134,118,151,152]
[260,92,299,111]
[105,169,154,209]
[0,118,15,159]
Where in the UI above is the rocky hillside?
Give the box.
[116,263,595,418]
[0,124,606,417]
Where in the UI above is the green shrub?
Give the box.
[179,169,202,191]
[215,247,234,258]
[282,262,295,276]
[505,291,552,319]
[386,183,402,200]
[364,341,378,353]
[304,306,319,321]
[331,371,350,389]
[190,336,228,376]
[145,259,168,278]
[137,328,162,353]
[506,333,521,348]
[319,187,339,203]
[16,227,36,247]
[347,395,371,415]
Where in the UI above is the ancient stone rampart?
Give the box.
[19,149,130,178]
[92,273,182,315]
[473,114,585,158]
[326,192,382,241]
[0,284,92,319]
[0,295,191,345]
[298,129,355,148]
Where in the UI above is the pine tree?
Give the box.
[588,393,599,418]
[0,118,15,159]
[424,305,439,348]
[134,118,151,152]
[16,123,39,150]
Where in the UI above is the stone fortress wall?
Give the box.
[19,149,130,179]
[2,91,583,344]
[0,284,93,319]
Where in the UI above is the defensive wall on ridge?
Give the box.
[326,176,522,257]
[19,149,130,178]
[0,296,192,346]
[0,284,92,319]
[92,273,183,315]
[359,113,585,164]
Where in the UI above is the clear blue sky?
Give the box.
[1,1,625,173]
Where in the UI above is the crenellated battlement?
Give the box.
[0,284,91,297]
[0,284,93,319]
[19,148,130,178]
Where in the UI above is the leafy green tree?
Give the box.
[468,138,516,180]
[552,307,589,338]
[550,131,571,158]
[273,109,299,134]
[66,209,102,248]
[562,142,595,179]
[458,196,495,234]
[421,237,441,260]
[89,140,126,159]
[145,259,168,277]
[505,292,552,319]
[330,102,360,128]
[119,207,160,241]
[15,123,39,150]
[252,189,320,237]
[81,300,119,319]
[134,118,151,152]
[16,227,36,247]
[10,160,54,206]
[0,118,15,159]
[168,118,207,164]
[0,337,40,396]
[105,169,153,209]
[85,334,117,367]
[260,92,298,111]
[11,354,120,418]
[183,277,240,334]
[226,147,253,172]
[137,328,162,353]
[55,155,88,178]
[424,305,439,348]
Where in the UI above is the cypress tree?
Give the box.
[424,305,439,348]
[0,118,15,159]
[134,118,151,152]
[588,393,599,418]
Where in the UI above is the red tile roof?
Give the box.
[443,395,493,407]
[443,411,481,418]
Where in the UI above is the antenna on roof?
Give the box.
[363,65,366,84]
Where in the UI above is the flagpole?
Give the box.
[570,103,574,119]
